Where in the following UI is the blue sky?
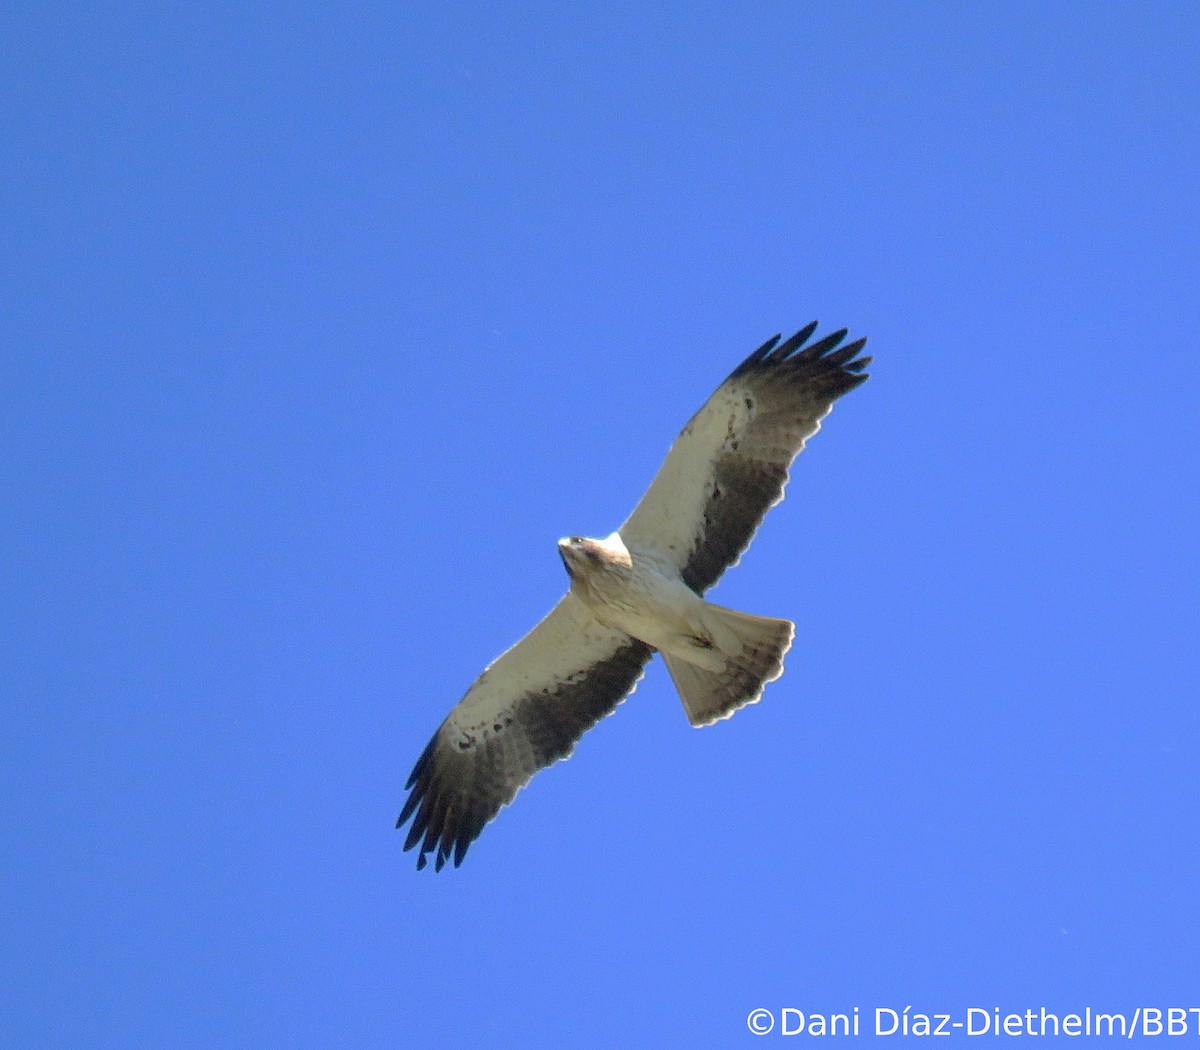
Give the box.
[3,3,1198,1046]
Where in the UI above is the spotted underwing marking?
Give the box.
[687,634,714,650]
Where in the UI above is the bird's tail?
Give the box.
[662,604,796,727]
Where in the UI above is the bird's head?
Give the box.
[557,533,631,580]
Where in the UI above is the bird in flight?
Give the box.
[398,321,870,870]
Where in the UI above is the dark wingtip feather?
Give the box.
[402,805,430,852]
[729,322,871,386]
[797,328,848,360]
[397,726,447,870]
[769,320,819,361]
[418,799,448,858]
[404,733,438,790]
[396,779,424,828]
[824,337,868,367]
[729,334,783,378]
[397,732,490,873]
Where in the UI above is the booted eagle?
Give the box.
[398,322,870,870]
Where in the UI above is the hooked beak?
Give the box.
[557,537,576,578]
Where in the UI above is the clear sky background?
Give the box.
[4,4,1199,1047]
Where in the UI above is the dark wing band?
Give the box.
[620,323,870,595]
[398,630,652,871]
[682,326,870,592]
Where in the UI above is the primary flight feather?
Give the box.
[398,322,870,870]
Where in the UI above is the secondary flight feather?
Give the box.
[398,321,870,870]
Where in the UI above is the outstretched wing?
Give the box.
[397,593,653,871]
[620,323,870,595]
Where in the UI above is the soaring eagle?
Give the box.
[398,322,870,870]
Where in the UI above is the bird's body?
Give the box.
[560,534,707,659]
[561,532,793,697]
[398,321,871,870]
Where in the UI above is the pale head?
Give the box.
[557,532,632,580]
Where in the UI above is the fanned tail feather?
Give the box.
[663,605,795,726]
